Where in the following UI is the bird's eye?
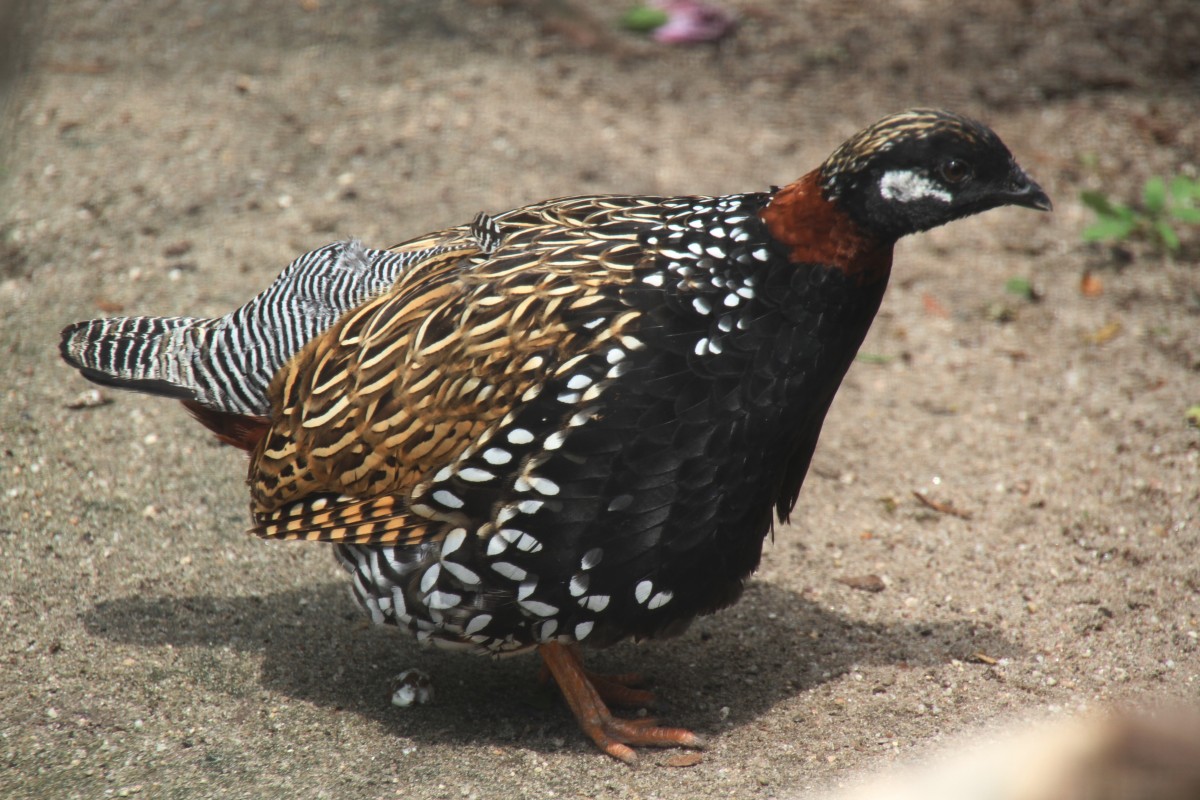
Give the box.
[939,158,973,184]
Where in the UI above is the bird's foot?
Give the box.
[538,642,704,764]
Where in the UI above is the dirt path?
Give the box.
[2,2,1197,798]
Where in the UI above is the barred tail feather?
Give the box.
[59,315,212,403]
[59,237,487,417]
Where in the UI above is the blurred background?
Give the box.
[1,2,1197,799]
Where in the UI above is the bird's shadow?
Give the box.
[83,580,1019,755]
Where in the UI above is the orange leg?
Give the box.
[538,642,704,764]
[537,644,656,708]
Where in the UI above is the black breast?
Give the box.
[462,193,890,646]
[334,193,889,653]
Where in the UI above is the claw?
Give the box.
[538,642,704,763]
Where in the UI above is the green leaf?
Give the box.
[1153,219,1180,251]
[1168,206,1200,224]
[1080,190,1120,217]
[620,5,669,31]
[1005,277,1034,299]
[1083,216,1136,242]
[1169,175,1199,204]
[1143,177,1167,214]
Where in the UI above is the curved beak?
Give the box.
[1006,165,1053,212]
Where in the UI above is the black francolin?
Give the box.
[61,109,1050,763]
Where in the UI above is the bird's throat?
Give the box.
[759,169,893,285]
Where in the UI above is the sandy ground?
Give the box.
[2,1,1198,798]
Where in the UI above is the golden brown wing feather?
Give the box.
[249,195,668,545]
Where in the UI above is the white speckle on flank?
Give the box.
[723,293,741,307]
[529,477,560,496]
[420,564,441,593]
[392,588,408,618]
[433,490,464,509]
[717,316,733,332]
[483,447,512,465]
[427,591,462,610]
[619,334,644,351]
[569,573,590,596]
[496,505,518,525]
[518,579,537,600]
[491,561,527,581]
[485,535,507,556]
[574,621,595,641]
[606,348,625,364]
[581,548,603,570]
[752,248,770,262]
[521,385,541,402]
[566,374,592,390]
[569,409,595,427]
[537,619,558,639]
[464,614,492,635]
[648,590,674,610]
[515,532,542,553]
[457,467,495,483]
[687,242,704,255]
[879,169,952,203]
[556,391,581,404]
[442,561,482,585]
[520,599,559,617]
[581,594,610,612]
[582,317,606,330]
[694,337,709,356]
[544,431,567,451]
[693,296,712,315]
[508,428,535,447]
[643,272,665,287]
[709,226,726,238]
[513,477,531,493]
[706,245,726,259]
[635,580,653,604]
[518,499,544,514]
[736,285,755,299]
[433,466,454,483]
[440,527,467,557]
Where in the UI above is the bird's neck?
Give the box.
[758,169,894,285]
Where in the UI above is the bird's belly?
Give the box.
[331,410,793,655]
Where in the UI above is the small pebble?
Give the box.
[391,668,434,707]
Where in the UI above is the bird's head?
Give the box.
[818,109,1052,242]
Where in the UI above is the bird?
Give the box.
[61,109,1051,763]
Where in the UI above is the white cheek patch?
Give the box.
[879,170,953,203]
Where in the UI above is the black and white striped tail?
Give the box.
[59,239,476,416]
[60,315,219,404]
